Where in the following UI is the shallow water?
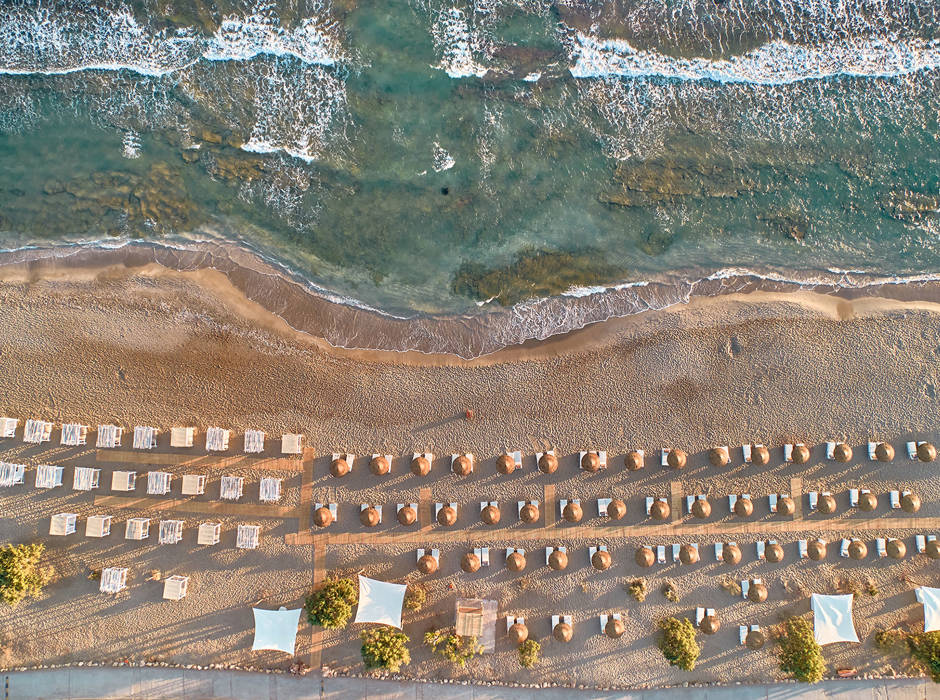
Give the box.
[0,0,939,349]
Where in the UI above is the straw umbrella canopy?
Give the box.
[496,454,516,475]
[369,455,390,476]
[397,505,417,526]
[752,445,770,465]
[887,539,906,560]
[701,615,720,635]
[746,629,767,650]
[360,506,380,528]
[508,623,529,644]
[538,453,558,474]
[330,457,350,477]
[722,543,742,565]
[777,496,796,516]
[553,622,573,642]
[792,444,811,464]
[927,540,940,560]
[481,504,501,525]
[635,546,655,568]
[437,505,457,526]
[607,499,627,520]
[691,498,711,519]
[748,582,768,603]
[410,455,431,476]
[734,497,754,518]
[679,544,699,565]
[506,551,526,572]
[624,451,644,471]
[313,506,333,528]
[875,443,895,462]
[709,447,729,467]
[417,553,439,574]
[858,491,878,511]
[605,618,625,639]
[667,449,687,469]
[902,493,922,514]
[592,549,612,571]
[818,493,837,515]
[808,540,827,561]
[562,502,583,523]
[453,455,472,476]
[650,500,670,521]
[460,552,481,573]
[849,540,868,560]
[766,542,785,563]
[548,549,568,571]
[918,442,937,462]
[833,443,852,462]
[520,503,540,524]
[581,452,601,472]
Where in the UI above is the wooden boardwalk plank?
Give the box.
[297,447,315,533]
[95,450,304,471]
[790,477,803,520]
[670,481,682,523]
[309,542,327,669]
[418,487,432,531]
[543,484,555,528]
[93,495,296,518]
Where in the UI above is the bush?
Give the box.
[866,580,879,597]
[424,628,483,667]
[518,639,540,668]
[908,631,940,682]
[0,543,50,606]
[657,617,700,671]
[360,627,410,672]
[874,628,909,654]
[661,581,679,603]
[720,579,742,597]
[627,579,647,602]
[305,577,358,629]
[778,616,825,683]
[403,585,426,612]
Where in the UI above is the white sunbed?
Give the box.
[850,489,859,507]
[656,545,666,564]
[672,544,681,562]
[783,444,793,462]
[740,580,750,599]
[876,538,887,557]
[908,441,919,460]
[808,491,818,511]
[742,444,752,463]
[714,543,724,561]
[798,540,808,559]
[597,497,611,516]
[474,547,490,566]
[728,494,738,511]
[826,441,836,459]
[768,494,778,512]
[916,534,926,553]
[695,607,705,626]
[890,490,901,509]
[840,539,851,557]
[756,541,766,560]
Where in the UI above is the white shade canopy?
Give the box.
[353,575,407,628]
[811,593,859,645]
[252,607,302,654]
[916,587,940,632]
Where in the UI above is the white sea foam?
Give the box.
[523,72,541,82]
[430,7,490,78]
[432,142,456,171]
[204,10,341,66]
[121,130,141,158]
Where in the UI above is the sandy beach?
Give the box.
[0,256,939,689]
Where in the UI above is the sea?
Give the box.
[1,0,939,357]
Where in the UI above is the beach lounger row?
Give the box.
[49,513,261,548]
[98,568,189,599]
[416,545,615,574]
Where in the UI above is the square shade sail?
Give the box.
[917,587,940,633]
[252,607,302,654]
[811,593,859,645]
[353,575,407,628]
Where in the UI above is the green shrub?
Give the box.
[403,585,426,612]
[778,616,825,683]
[424,628,483,667]
[874,628,909,654]
[661,581,679,603]
[305,577,358,629]
[866,580,879,597]
[908,631,940,682]
[360,627,410,672]
[518,639,540,668]
[627,579,647,602]
[0,543,50,606]
[657,617,700,671]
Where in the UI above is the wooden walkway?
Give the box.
[93,495,296,519]
[95,450,304,471]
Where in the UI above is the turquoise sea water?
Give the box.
[1,0,940,350]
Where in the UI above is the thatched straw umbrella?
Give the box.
[592,549,612,571]
[581,452,601,472]
[417,553,438,574]
[520,503,540,524]
[748,582,768,603]
[723,543,742,565]
[460,552,481,573]
[548,549,568,571]
[778,496,796,516]
[918,442,937,462]
[808,540,827,561]
[752,445,770,465]
[902,493,922,514]
[875,443,895,462]
[818,493,837,515]
[369,455,390,476]
[437,505,457,526]
[734,497,754,518]
[691,498,711,519]
[508,622,528,644]
[410,455,431,476]
[701,615,720,635]
[496,454,516,475]
[927,540,940,560]
[709,447,729,467]
[562,502,583,523]
[330,456,350,477]
[538,453,558,474]
[553,622,573,642]
[746,629,767,649]
[887,539,906,560]
[858,491,877,512]
[635,547,655,568]
[833,443,852,462]
[481,504,501,525]
[624,451,644,471]
[605,618,625,639]
[313,506,333,528]
[679,544,699,565]
[667,449,687,469]
[397,505,417,526]
[607,499,627,520]
[453,455,472,476]
[360,506,380,528]
[848,540,867,560]
[792,444,810,464]
[766,542,784,563]
[506,551,526,572]
[650,500,670,521]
